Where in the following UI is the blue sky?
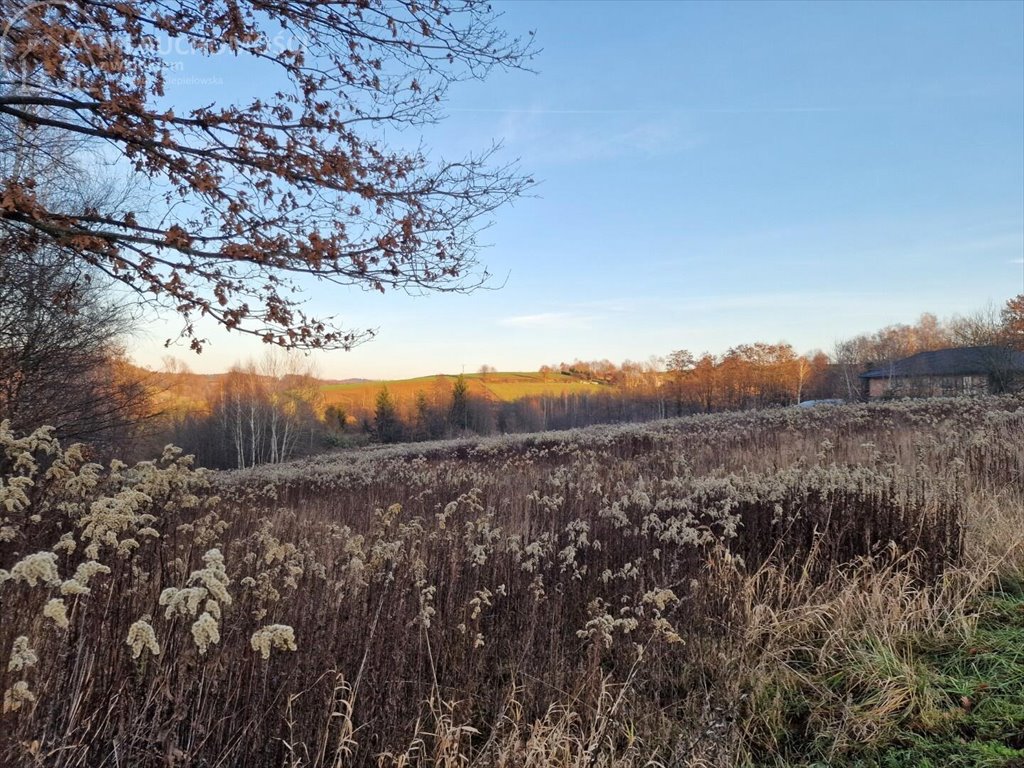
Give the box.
[134,0,1024,379]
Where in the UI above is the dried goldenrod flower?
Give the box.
[1,476,33,514]
[43,599,69,630]
[261,534,297,566]
[159,586,208,619]
[8,636,37,672]
[250,625,297,660]
[126,618,161,659]
[652,616,683,644]
[417,584,436,628]
[117,538,140,555]
[191,549,232,606]
[59,579,90,596]
[282,562,303,590]
[191,611,220,655]
[577,600,639,649]
[73,560,111,583]
[204,599,221,620]
[52,533,76,554]
[469,588,493,620]
[60,560,111,596]
[43,442,84,483]
[2,681,35,714]
[9,552,61,587]
[642,588,678,612]
[160,444,184,464]
[80,489,151,559]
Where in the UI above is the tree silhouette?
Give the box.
[449,373,469,433]
[0,243,152,446]
[1002,294,1024,349]
[665,349,694,416]
[373,385,401,443]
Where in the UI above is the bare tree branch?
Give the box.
[0,0,535,350]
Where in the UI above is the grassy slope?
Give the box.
[318,371,606,410]
[769,587,1024,768]
[879,589,1024,768]
[139,366,610,417]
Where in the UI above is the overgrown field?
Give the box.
[2,397,1023,766]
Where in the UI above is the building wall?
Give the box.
[868,378,890,398]
[866,374,990,400]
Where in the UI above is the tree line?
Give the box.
[350,300,1024,445]
[3,287,1020,468]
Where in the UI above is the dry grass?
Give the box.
[1,396,1022,766]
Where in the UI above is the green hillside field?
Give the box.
[318,371,606,412]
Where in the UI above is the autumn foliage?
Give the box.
[0,0,533,350]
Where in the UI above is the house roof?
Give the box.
[860,346,1024,379]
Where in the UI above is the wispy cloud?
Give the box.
[499,311,597,330]
[564,297,639,313]
[491,105,699,165]
[647,291,921,317]
[651,225,1024,270]
[938,232,1024,255]
[451,106,847,116]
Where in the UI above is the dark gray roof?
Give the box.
[860,346,1024,379]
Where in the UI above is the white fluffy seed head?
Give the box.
[191,611,220,655]
[43,599,70,630]
[10,552,61,587]
[250,624,297,660]
[126,618,161,659]
[7,636,37,672]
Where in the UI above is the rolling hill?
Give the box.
[139,366,610,420]
[318,371,607,413]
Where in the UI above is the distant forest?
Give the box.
[124,297,1022,469]
[3,265,1020,468]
